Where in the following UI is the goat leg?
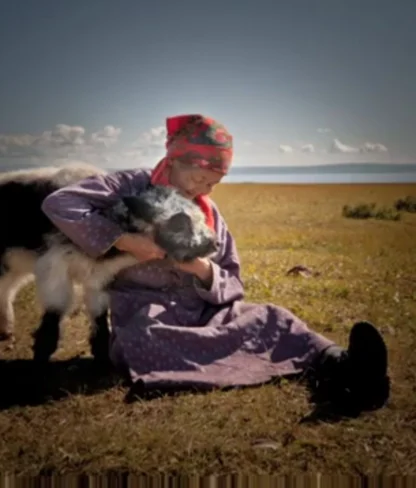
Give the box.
[32,310,63,363]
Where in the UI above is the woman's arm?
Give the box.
[41,169,151,258]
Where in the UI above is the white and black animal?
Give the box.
[0,163,218,365]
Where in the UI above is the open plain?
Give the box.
[1,183,415,477]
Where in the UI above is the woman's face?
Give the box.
[168,161,224,199]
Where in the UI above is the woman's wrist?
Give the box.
[114,233,132,252]
[179,257,213,288]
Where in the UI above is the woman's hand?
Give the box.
[172,257,214,288]
[114,233,166,262]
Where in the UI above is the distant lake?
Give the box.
[222,163,416,184]
[1,162,416,184]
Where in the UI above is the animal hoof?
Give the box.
[32,344,54,365]
[92,356,114,373]
[0,331,14,341]
[89,327,111,367]
[32,353,51,364]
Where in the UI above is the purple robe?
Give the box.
[41,169,334,389]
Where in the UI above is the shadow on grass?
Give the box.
[0,356,126,410]
[124,373,358,425]
[299,400,361,424]
[0,359,362,424]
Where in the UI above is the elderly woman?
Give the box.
[41,114,390,415]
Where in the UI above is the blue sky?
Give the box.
[1,0,415,169]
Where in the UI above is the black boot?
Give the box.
[309,321,390,417]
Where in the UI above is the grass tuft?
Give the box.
[394,195,416,213]
[342,203,401,221]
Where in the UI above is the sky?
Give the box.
[0,0,415,170]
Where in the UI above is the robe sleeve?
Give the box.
[193,203,245,305]
[41,169,151,258]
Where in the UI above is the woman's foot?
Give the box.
[309,321,390,417]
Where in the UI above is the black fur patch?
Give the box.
[0,179,59,253]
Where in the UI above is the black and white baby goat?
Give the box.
[0,163,218,365]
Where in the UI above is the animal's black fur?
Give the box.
[0,179,59,256]
[0,163,218,366]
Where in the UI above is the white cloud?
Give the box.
[361,142,388,153]
[0,123,394,170]
[39,124,86,147]
[122,126,167,166]
[0,134,38,147]
[122,149,145,159]
[0,124,124,166]
[330,138,360,154]
[134,126,166,149]
[329,138,389,155]
[90,125,121,147]
[317,128,332,134]
[301,144,315,153]
[278,144,294,154]
[0,135,41,159]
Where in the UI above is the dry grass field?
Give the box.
[0,183,416,477]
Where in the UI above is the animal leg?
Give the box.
[32,310,64,363]
[0,265,32,341]
[32,254,74,363]
[84,287,111,366]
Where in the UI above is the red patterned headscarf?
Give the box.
[150,114,233,230]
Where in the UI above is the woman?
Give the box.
[41,114,390,415]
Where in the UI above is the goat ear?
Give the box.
[121,195,154,222]
[121,196,140,212]
[166,213,193,234]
